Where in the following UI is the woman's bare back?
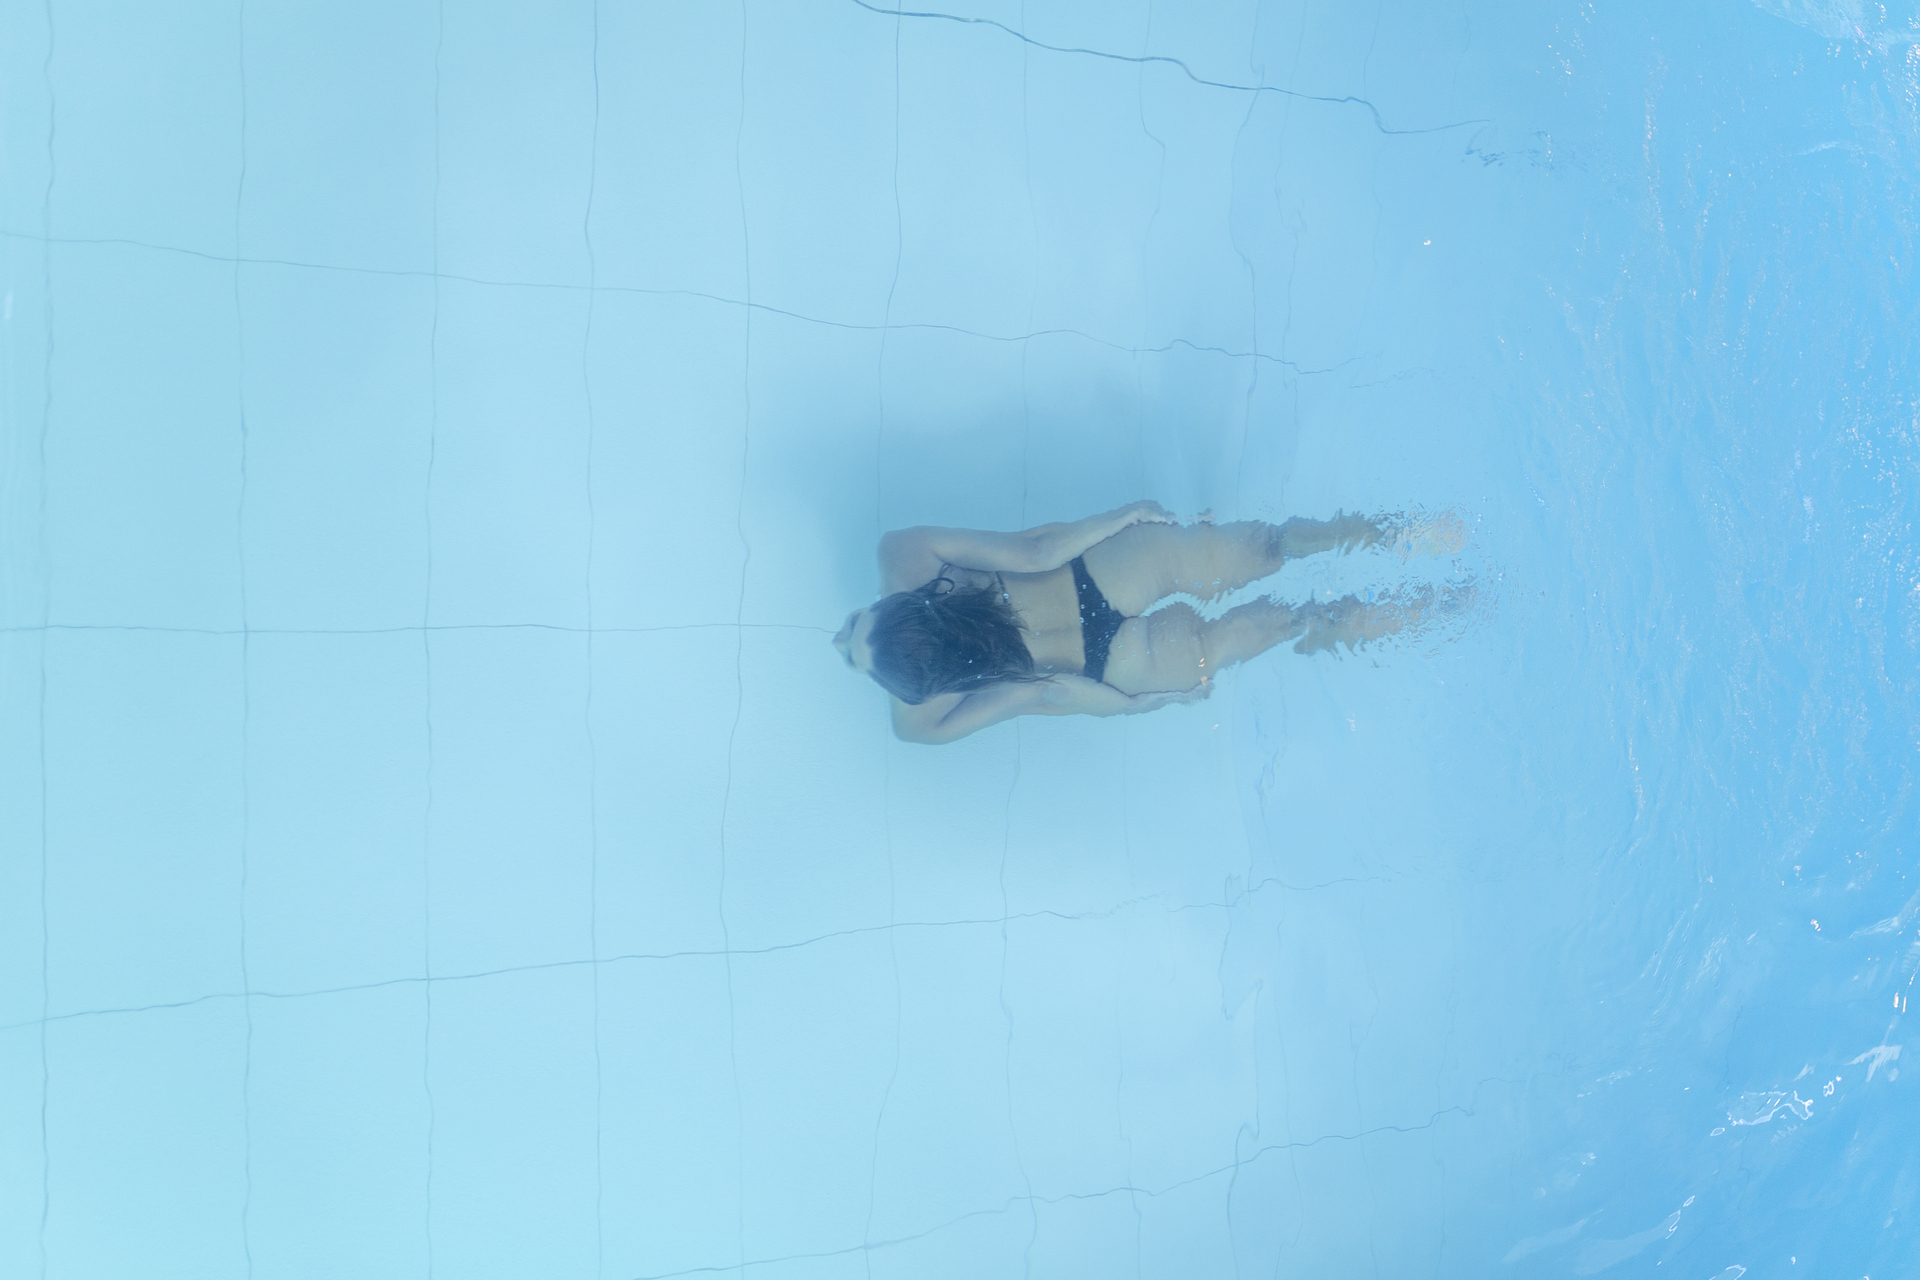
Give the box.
[943,564,1088,676]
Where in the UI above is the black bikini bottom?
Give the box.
[1070,557,1125,683]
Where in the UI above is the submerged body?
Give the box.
[834,502,1461,743]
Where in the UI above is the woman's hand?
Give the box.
[880,499,1210,589]
[1040,675,1123,716]
[1043,675,1211,718]
[1121,499,1179,527]
[1120,500,1216,529]
[1119,680,1213,715]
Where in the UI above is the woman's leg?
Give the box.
[1208,585,1443,666]
[1101,586,1456,694]
[1289,585,1452,656]
[1197,597,1307,670]
[1274,512,1392,560]
[1080,514,1392,615]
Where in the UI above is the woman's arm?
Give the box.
[878,501,1178,593]
[891,675,1211,745]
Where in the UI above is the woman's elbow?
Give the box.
[890,702,956,745]
[1018,528,1061,572]
[894,719,962,745]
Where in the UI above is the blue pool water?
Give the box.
[5,1,1919,1276]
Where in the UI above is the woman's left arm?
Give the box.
[891,674,1211,744]
[890,680,1057,744]
[879,501,1178,591]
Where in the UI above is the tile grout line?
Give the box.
[842,0,1488,136]
[1006,7,1038,1273]
[423,5,444,1275]
[626,1078,1510,1279]
[720,2,754,1271]
[1120,26,1156,1263]
[0,622,834,636]
[1119,21,1155,1260]
[232,4,256,1274]
[35,1,56,1274]
[5,876,1369,1035]
[582,4,606,1275]
[0,230,1361,378]
[1223,3,1269,523]
[860,7,907,1274]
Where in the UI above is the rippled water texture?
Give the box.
[3,1,1918,1277]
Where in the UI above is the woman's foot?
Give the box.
[1388,510,1468,562]
[1290,581,1474,656]
[1291,592,1403,655]
[1276,511,1394,559]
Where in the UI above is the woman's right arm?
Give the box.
[891,676,1210,744]
[878,501,1180,593]
[890,682,1052,744]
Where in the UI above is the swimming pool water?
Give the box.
[4,1,1919,1276]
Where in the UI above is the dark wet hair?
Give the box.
[865,576,1040,705]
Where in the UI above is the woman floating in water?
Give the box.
[834,502,1467,744]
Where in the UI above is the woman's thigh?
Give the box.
[1100,605,1207,696]
[1080,521,1282,615]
